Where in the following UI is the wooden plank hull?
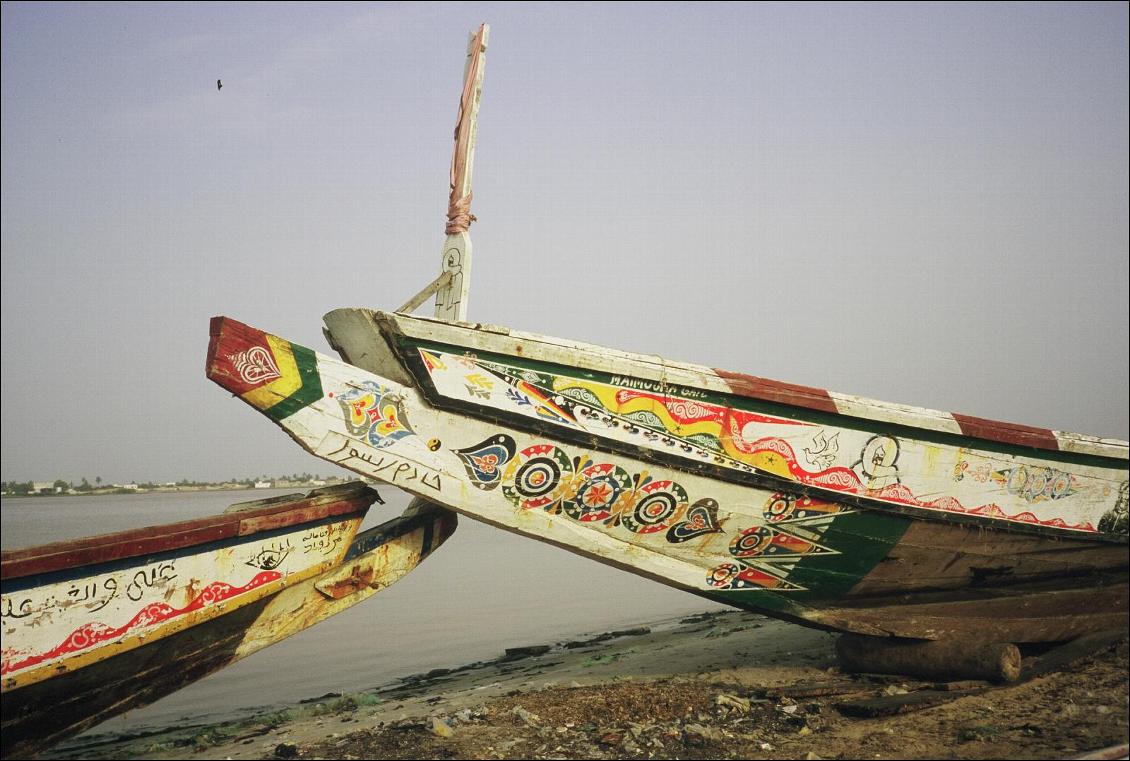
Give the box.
[326,309,1129,540]
[1,486,455,757]
[206,317,1128,648]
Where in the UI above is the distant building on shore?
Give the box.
[254,480,273,489]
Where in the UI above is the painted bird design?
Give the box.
[803,431,839,470]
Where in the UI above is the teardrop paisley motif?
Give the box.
[666,498,723,543]
[453,434,517,491]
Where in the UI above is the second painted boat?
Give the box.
[1,484,456,757]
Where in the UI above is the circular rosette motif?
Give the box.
[1049,469,1072,500]
[731,524,827,559]
[1025,468,1050,501]
[563,462,633,523]
[706,562,799,591]
[762,493,841,524]
[708,562,743,588]
[502,444,575,512]
[764,494,797,523]
[730,526,777,557]
[620,479,688,534]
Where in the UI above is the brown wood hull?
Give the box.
[3,588,277,758]
[711,512,1129,642]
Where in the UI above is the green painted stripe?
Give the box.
[398,335,1125,471]
[785,510,912,600]
[264,344,323,422]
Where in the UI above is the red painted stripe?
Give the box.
[714,369,839,415]
[206,316,278,396]
[1,494,373,581]
[1,570,282,676]
[951,413,1060,451]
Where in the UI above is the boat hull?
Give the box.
[1,486,455,757]
[206,317,1128,647]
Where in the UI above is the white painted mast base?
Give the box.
[435,24,488,323]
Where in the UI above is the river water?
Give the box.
[1,488,723,733]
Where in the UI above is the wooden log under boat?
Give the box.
[835,634,1022,683]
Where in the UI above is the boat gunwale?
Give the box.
[0,483,378,581]
[363,308,1129,463]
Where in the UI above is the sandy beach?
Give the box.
[48,610,1128,761]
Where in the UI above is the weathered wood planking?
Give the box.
[206,317,1128,644]
[0,498,456,758]
[433,24,489,323]
[324,308,1128,538]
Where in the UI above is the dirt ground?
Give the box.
[52,611,1129,761]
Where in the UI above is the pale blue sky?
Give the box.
[2,2,1127,483]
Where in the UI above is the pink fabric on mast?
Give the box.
[446,24,486,235]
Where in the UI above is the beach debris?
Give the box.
[429,716,455,738]
[299,691,342,704]
[715,692,751,714]
[684,723,726,745]
[502,644,552,662]
[511,705,541,726]
[272,742,299,759]
[597,729,622,746]
[564,627,652,650]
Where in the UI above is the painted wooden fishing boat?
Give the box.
[0,485,456,758]
[206,316,1128,645]
[205,25,1125,653]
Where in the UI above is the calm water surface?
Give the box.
[1,488,723,732]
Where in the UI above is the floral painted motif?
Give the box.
[336,382,416,449]
[456,433,858,592]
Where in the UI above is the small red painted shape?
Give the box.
[206,316,276,396]
[951,413,1060,452]
[714,368,839,415]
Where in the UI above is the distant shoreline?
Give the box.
[0,482,353,499]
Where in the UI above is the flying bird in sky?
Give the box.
[217,79,222,91]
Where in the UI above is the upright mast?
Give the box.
[434,24,488,322]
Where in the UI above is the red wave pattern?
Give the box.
[1,570,282,676]
[748,438,1096,533]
